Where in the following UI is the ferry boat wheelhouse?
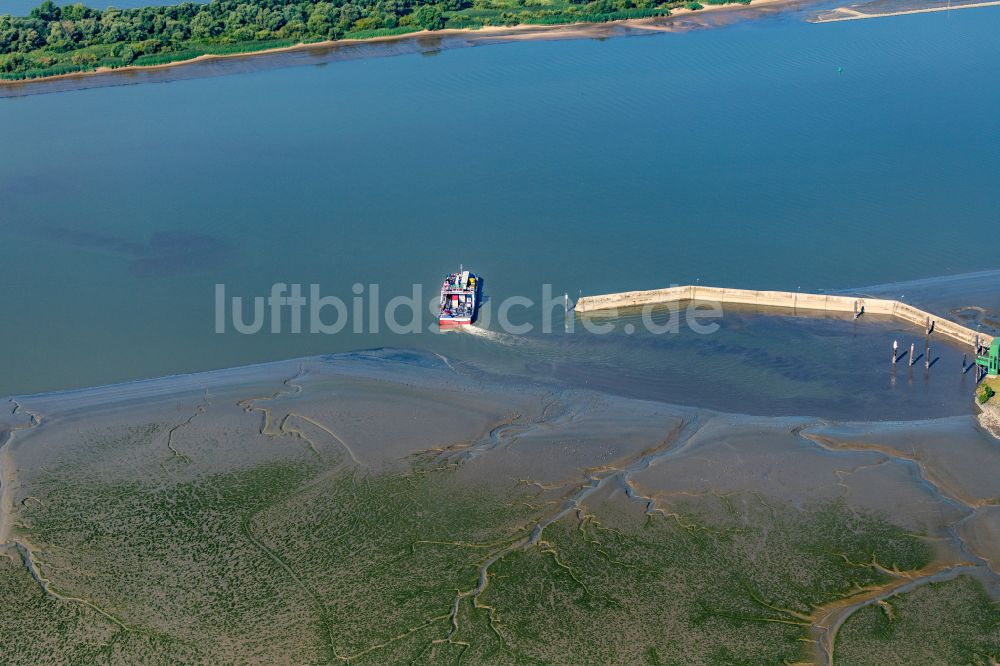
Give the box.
[439,268,481,326]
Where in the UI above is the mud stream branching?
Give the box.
[2,353,997,664]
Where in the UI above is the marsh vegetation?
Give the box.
[2,352,996,663]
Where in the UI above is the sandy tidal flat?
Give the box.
[0,348,997,664]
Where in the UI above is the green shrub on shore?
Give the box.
[130,39,297,67]
[0,0,714,80]
[525,7,671,24]
[343,26,420,40]
[977,384,995,404]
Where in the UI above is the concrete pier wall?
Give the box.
[574,285,993,348]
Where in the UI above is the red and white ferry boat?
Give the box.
[438,267,481,327]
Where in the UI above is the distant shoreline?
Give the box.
[0,0,790,91]
[812,0,1000,22]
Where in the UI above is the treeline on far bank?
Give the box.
[0,0,749,80]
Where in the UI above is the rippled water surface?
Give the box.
[1,4,998,396]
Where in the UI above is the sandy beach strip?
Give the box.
[0,0,795,90]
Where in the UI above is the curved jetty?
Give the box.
[575,285,994,348]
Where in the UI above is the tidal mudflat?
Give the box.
[2,0,998,658]
[2,344,997,664]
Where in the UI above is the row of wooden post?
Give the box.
[890,316,938,372]
[891,339,931,369]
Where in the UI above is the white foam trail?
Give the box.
[458,325,529,346]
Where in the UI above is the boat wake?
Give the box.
[457,325,529,347]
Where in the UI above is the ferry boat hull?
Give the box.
[438,268,481,327]
[438,316,473,327]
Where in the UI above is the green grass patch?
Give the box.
[130,39,298,67]
[836,576,1000,665]
[6,420,939,664]
[342,26,422,40]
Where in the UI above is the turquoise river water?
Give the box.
[0,2,998,405]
